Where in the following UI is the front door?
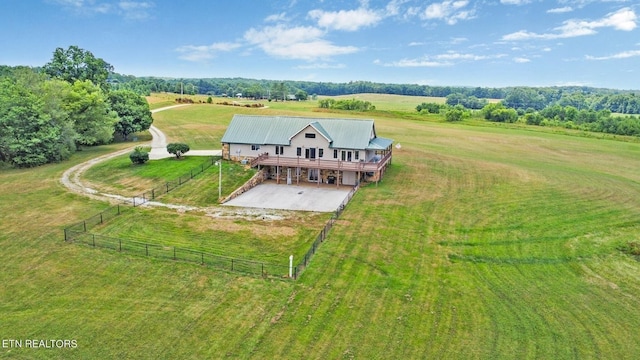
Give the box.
[309,169,319,181]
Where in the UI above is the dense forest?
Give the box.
[0,47,152,168]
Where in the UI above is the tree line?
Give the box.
[109,73,640,115]
[417,95,640,137]
[0,46,152,168]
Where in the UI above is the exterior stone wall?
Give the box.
[222,143,230,160]
[220,168,267,203]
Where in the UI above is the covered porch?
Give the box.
[250,150,392,187]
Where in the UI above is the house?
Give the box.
[221,115,393,186]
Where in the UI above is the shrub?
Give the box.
[129,146,149,164]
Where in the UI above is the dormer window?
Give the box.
[305,133,316,138]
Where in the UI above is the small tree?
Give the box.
[445,104,470,122]
[129,146,149,164]
[167,143,190,159]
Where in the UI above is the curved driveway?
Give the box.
[61,104,220,202]
[149,105,221,159]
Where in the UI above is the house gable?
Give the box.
[289,123,332,144]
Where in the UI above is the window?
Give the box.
[251,144,260,151]
[296,147,302,156]
[305,133,316,138]
[333,149,338,159]
[275,146,284,155]
[305,148,316,159]
[355,151,359,160]
[319,149,324,158]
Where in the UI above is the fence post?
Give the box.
[231,259,234,271]
[166,182,169,193]
[119,239,122,252]
[152,189,155,200]
[117,204,120,215]
[92,234,95,247]
[83,221,86,232]
[100,213,103,224]
[173,247,176,260]
[146,244,148,256]
[289,255,293,278]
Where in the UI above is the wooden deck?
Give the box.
[250,151,392,172]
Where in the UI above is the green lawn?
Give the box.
[2,96,640,359]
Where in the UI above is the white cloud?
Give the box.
[434,51,506,61]
[384,58,452,67]
[244,24,358,61]
[385,0,408,17]
[265,12,288,23]
[547,6,573,14]
[308,6,383,31]
[176,42,241,62]
[422,0,475,25]
[502,7,637,41]
[501,0,531,5]
[118,1,154,20]
[383,51,506,67]
[451,37,468,44]
[586,49,640,60]
[514,57,531,63]
[50,0,111,14]
[49,0,154,20]
[295,63,347,69]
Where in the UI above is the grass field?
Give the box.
[2,94,640,359]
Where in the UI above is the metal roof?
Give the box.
[367,137,394,150]
[221,115,392,150]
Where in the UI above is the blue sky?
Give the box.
[1,0,639,89]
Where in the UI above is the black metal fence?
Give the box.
[64,204,127,236]
[66,230,290,278]
[132,156,220,207]
[292,183,359,278]
[63,161,360,280]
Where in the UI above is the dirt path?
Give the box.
[61,104,187,201]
